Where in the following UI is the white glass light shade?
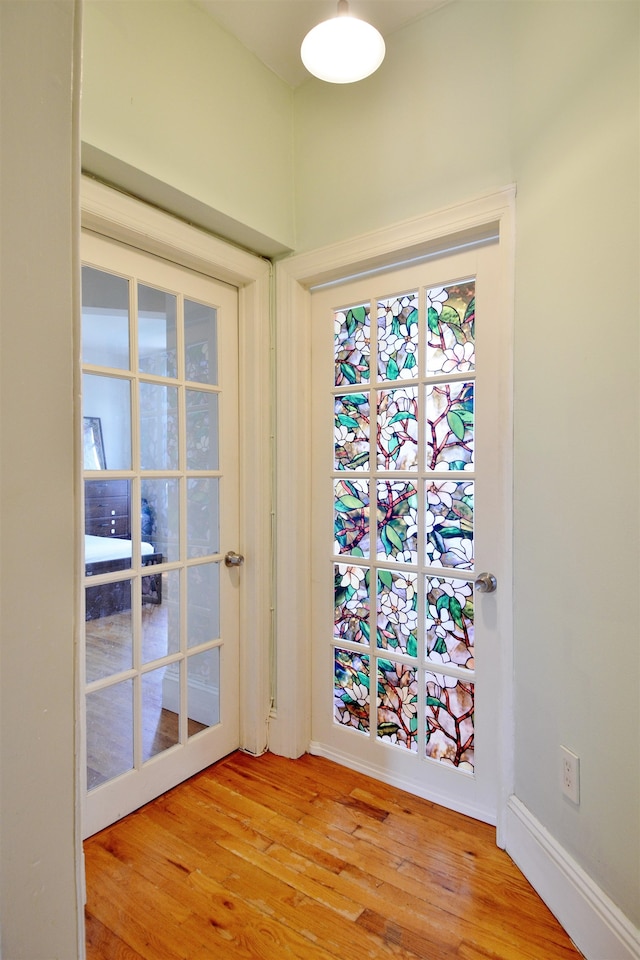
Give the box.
[301,14,385,84]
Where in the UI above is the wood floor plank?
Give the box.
[85,911,147,960]
[84,751,584,960]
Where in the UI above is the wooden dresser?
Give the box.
[84,479,130,538]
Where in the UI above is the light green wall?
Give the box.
[0,1,82,956]
[293,0,512,251]
[294,0,640,927]
[82,0,295,253]
[510,0,639,924]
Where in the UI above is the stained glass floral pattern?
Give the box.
[377,569,418,656]
[139,382,178,471]
[377,480,418,563]
[334,564,370,645]
[335,303,370,386]
[377,387,418,471]
[334,479,369,557]
[186,341,210,384]
[425,382,474,471]
[335,393,370,471]
[378,292,419,381]
[426,577,474,668]
[425,672,474,770]
[426,283,475,376]
[329,272,482,777]
[425,480,474,569]
[335,649,370,733]
[377,659,418,750]
[186,389,218,471]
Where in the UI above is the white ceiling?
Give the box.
[197,0,449,87]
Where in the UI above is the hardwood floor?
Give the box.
[84,751,584,960]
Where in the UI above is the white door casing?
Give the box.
[272,187,514,842]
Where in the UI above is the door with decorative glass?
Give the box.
[81,230,240,837]
[310,243,506,824]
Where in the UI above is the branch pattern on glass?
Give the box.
[425,382,474,471]
[334,564,370,645]
[377,480,418,564]
[426,283,475,376]
[377,569,417,656]
[377,292,419,382]
[377,659,418,752]
[334,479,370,557]
[377,387,418,471]
[426,672,474,771]
[335,393,370,471]
[334,648,370,733]
[426,577,474,668]
[186,340,210,384]
[334,303,370,386]
[425,480,474,569]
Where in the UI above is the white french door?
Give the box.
[81,229,241,837]
[310,241,507,825]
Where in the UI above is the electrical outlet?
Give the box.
[561,746,580,804]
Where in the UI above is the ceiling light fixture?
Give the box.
[301,0,386,84]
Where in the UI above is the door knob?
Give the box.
[224,551,245,567]
[475,572,497,593]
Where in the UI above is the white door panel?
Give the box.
[310,243,506,824]
[81,230,240,837]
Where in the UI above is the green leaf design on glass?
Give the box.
[426,283,476,376]
[376,570,417,657]
[425,576,474,667]
[425,481,474,569]
[335,303,370,387]
[377,480,418,564]
[338,494,366,511]
[334,649,370,733]
[386,357,400,381]
[334,563,369,645]
[377,292,419,382]
[426,381,474,471]
[335,392,370,471]
[377,387,418,471]
[334,479,369,557]
[447,410,465,441]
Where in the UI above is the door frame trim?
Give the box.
[272,186,515,844]
[80,175,273,759]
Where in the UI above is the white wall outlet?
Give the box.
[561,746,580,804]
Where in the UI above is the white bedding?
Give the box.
[85,534,155,566]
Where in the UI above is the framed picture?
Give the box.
[83,416,106,470]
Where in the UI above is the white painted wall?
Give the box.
[82,0,295,255]
[0,1,83,956]
[293,0,640,931]
[509,1,639,929]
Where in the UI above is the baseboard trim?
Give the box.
[309,740,496,826]
[505,796,640,960]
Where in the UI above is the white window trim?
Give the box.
[272,186,515,845]
[80,175,273,758]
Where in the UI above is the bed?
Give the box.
[85,534,163,620]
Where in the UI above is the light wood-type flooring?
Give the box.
[84,751,584,960]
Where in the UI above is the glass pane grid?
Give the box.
[331,280,477,770]
[83,262,223,791]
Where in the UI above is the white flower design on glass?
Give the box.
[441,341,475,373]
